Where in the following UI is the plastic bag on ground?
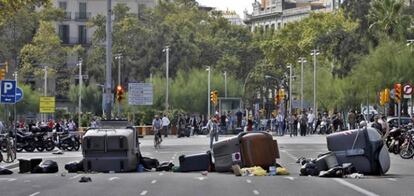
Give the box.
[240,166,267,176]
[0,167,13,175]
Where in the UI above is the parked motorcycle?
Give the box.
[399,129,414,159]
[386,127,406,154]
[15,130,35,152]
[54,132,80,151]
[319,117,331,134]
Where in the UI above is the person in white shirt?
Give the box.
[307,111,315,134]
[161,114,170,138]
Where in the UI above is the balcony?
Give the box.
[61,36,91,46]
[63,12,71,20]
[75,12,91,21]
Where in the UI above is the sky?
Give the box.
[196,0,254,18]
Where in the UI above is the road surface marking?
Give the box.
[334,179,379,196]
[24,180,31,183]
[140,190,148,195]
[0,178,16,181]
[159,173,164,176]
[284,177,295,181]
[69,174,82,180]
[29,192,40,196]
[280,150,299,160]
[10,167,19,171]
[151,180,157,184]
[387,178,397,182]
[109,177,120,181]
[253,190,260,195]
[169,159,173,162]
[246,179,252,184]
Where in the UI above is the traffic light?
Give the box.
[384,88,390,103]
[213,90,218,105]
[274,94,280,105]
[0,68,6,80]
[116,85,124,102]
[379,90,384,106]
[394,83,402,103]
[210,90,215,104]
[278,89,285,100]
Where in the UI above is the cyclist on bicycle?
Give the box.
[152,115,163,143]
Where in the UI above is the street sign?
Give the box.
[15,87,23,103]
[0,80,16,104]
[403,84,413,95]
[128,83,153,105]
[39,96,55,113]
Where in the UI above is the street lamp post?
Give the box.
[43,66,48,122]
[298,57,307,111]
[77,59,82,130]
[311,49,320,116]
[115,54,122,117]
[224,71,227,98]
[287,64,293,116]
[407,39,414,115]
[163,46,170,112]
[207,66,211,118]
[105,0,113,119]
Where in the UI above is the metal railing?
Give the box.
[74,12,91,21]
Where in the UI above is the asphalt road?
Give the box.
[1,134,414,196]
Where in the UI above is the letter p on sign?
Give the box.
[3,82,12,94]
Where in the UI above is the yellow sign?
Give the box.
[40,96,55,113]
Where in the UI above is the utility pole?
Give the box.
[163,46,170,112]
[207,66,211,118]
[78,59,82,129]
[43,66,48,122]
[288,64,293,116]
[408,39,414,115]
[115,54,122,117]
[224,71,227,98]
[311,49,320,116]
[105,0,113,119]
[298,57,307,111]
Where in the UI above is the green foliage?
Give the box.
[16,84,40,114]
[68,84,102,115]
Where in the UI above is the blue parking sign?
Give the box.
[1,80,16,104]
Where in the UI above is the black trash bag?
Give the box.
[342,163,357,175]
[156,162,174,172]
[65,159,84,173]
[0,167,13,175]
[319,166,344,178]
[79,176,92,183]
[31,160,59,173]
[300,162,320,176]
[141,157,159,170]
[18,159,31,173]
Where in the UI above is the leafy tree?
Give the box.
[0,0,49,25]
[68,84,102,115]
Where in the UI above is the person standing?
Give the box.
[236,110,243,128]
[161,114,170,138]
[276,113,284,136]
[348,110,356,130]
[300,111,308,136]
[307,111,315,135]
[207,117,219,149]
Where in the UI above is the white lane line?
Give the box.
[253,190,260,195]
[387,178,397,182]
[24,180,31,183]
[0,178,16,181]
[151,180,157,184]
[29,192,40,196]
[169,160,173,162]
[246,179,252,184]
[159,173,164,176]
[284,177,295,181]
[69,174,82,180]
[333,179,379,196]
[280,149,299,160]
[140,190,148,195]
[197,177,205,181]
[109,177,120,181]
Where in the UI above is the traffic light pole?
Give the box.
[78,60,82,129]
[207,66,211,118]
[105,0,113,119]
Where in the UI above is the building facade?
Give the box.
[221,10,244,25]
[244,0,337,32]
[53,0,156,48]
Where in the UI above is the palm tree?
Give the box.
[369,0,411,40]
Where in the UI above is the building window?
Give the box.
[277,22,281,29]
[78,25,87,44]
[59,2,67,10]
[59,25,70,44]
[79,2,87,19]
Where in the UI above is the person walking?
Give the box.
[276,113,284,136]
[161,114,170,138]
[348,110,356,130]
[299,111,308,136]
[207,117,219,149]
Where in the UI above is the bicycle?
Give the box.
[154,129,162,149]
[0,133,16,163]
